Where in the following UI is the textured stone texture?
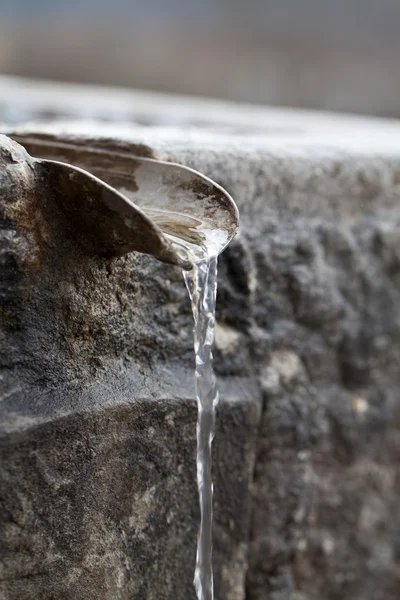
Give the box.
[1,81,400,599]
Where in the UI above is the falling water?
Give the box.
[164,224,226,600]
[184,255,218,600]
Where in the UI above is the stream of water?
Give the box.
[184,256,219,600]
[166,227,225,600]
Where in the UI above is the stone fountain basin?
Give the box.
[1,76,400,600]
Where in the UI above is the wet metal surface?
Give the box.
[4,131,239,268]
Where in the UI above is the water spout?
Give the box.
[2,131,238,268]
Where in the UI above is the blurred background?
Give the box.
[1,0,400,118]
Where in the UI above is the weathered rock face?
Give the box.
[1,84,400,600]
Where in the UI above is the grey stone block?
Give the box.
[1,81,400,599]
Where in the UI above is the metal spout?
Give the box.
[3,129,239,268]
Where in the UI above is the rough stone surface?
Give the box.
[1,81,400,599]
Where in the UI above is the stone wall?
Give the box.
[1,81,400,599]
